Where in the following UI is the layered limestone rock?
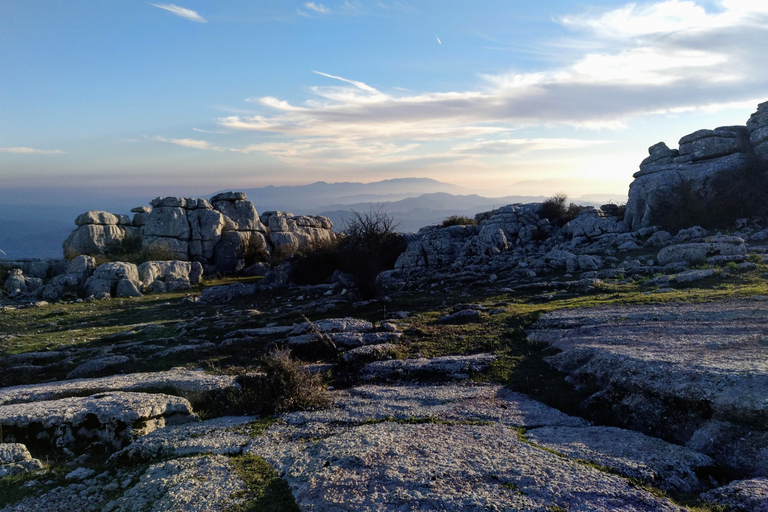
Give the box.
[63,192,335,275]
[260,211,335,254]
[625,102,768,231]
[63,210,141,257]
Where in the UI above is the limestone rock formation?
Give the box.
[63,210,141,257]
[625,101,768,231]
[62,192,335,275]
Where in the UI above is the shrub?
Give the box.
[341,206,407,298]
[540,193,584,226]
[441,215,477,227]
[229,348,330,415]
[289,206,407,298]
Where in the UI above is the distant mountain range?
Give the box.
[1,178,622,260]
[216,177,471,211]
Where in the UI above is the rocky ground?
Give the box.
[3,230,768,511]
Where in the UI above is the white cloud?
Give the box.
[304,2,331,14]
[219,0,768,168]
[151,3,207,23]
[0,147,64,154]
[152,136,222,151]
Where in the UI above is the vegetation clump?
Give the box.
[230,348,331,416]
[540,193,584,227]
[290,206,407,298]
[441,215,478,227]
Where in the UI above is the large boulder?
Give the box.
[137,260,203,293]
[625,102,768,231]
[63,210,141,257]
[83,262,141,299]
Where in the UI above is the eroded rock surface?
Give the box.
[532,298,768,477]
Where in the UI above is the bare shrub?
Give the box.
[229,348,330,415]
[441,215,478,227]
[289,206,407,298]
[540,193,584,227]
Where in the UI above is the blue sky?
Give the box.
[2,0,768,204]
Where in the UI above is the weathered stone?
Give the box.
[526,426,715,493]
[0,443,45,477]
[656,237,746,265]
[66,355,132,379]
[109,455,248,512]
[0,391,197,455]
[700,478,768,512]
[75,211,120,226]
[0,369,239,406]
[361,353,498,380]
[108,416,255,464]
[533,299,768,476]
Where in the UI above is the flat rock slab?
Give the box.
[0,369,238,406]
[285,383,588,429]
[108,455,248,512]
[700,477,768,512]
[525,425,715,493]
[249,422,687,511]
[0,391,196,454]
[532,298,768,476]
[361,353,498,380]
[109,416,257,464]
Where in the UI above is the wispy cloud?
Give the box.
[305,2,331,14]
[220,0,768,167]
[152,135,222,151]
[151,3,207,23]
[0,147,64,154]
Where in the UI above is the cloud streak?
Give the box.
[219,0,768,167]
[152,136,222,151]
[151,3,207,23]
[0,147,64,155]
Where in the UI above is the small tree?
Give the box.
[540,193,584,227]
[342,206,407,298]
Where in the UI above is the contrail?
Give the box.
[436,36,442,44]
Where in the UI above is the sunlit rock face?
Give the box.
[62,192,336,275]
[625,101,768,231]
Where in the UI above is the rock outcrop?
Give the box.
[63,210,141,257]
[625,101,768,231]
[62,192,336,275]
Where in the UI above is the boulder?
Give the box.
[0,443,45,477]
[701,478,768,512]
[83,262,141,299]
[0,391,197,456]
[656,236,746,265]
[625,102,768,231]
[137,260,203,292]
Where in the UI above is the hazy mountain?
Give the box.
[312,192,552,233]
[217,178,471,211]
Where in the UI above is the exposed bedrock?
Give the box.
[531,298,768,478]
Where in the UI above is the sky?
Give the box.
[2,0,768,205]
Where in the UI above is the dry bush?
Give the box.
[441,215,478,227]
[540,193,584,227]
[229,348,331,415]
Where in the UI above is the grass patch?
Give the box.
[227,454,300,512]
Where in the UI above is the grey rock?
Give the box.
[657,237,746,265]
[75,211,121,226]
[0,443,45,477]
[250,422,685,511]
[0,369,238,406]
[525,425,715,493]
[700,478,768,512]
[361,353,498,380]
[66,355,132,379]
[0,391,197,455]
[108,416,256,464]
[534,299,768,476]
[110,455,248,512]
